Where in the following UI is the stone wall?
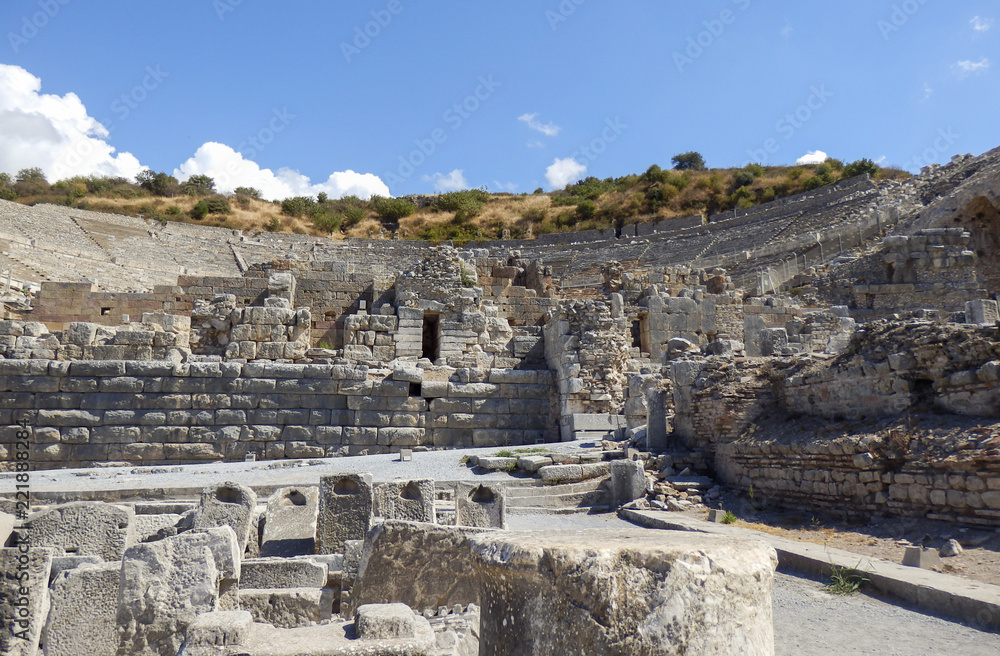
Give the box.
[0,361,557,470]
[716,430,1000,527]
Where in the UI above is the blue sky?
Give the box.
[0,1,996,199]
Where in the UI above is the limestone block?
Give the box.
[0,546,52,656]
[27,501,134,560]
[517,455,553,473]
[180,611,253,650]
[238,587,325,628]
[260,486,318,557]
[373,480,436,522]
[117,527,240,656]
[44,562,120,656]
[759,327,789,356]
[455,483,506,529]
[66,322,98,346]
[240,558,328,589]
[192,482,258,555]
[964,299,999,325]
[470,530,777,656]
[610,459,646,506]
[355,603,420,639]
[317,473,374,554]
[352,521,491,615]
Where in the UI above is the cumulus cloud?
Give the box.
[0,64,144,181]
[545,157,586,189]
[795,150,829,165]
[518,113,561,137]
[422,169,468,193]
[971,16,993,33]
[953,58,990,77]
[173,142,389,201]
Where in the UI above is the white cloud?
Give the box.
[922,82,934,101]
[518,113,561,137]
[545,157,586,189]
[526,141,546,149]
[971,16,993,32]
[0,64,145,182]
[780,21,793,38]
[422,169,468,193]
[174,142,389,201]
[795,150,828,165]
[953,58,990,77]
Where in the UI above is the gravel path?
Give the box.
[773,571,1000,655]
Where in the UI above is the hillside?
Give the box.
[0,157,907,244]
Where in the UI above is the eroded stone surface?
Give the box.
[470,529,778,656]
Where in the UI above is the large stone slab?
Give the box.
[192,482,257,555]
[610,459,646,506]
[351,521,492,616]
[27,501,133,560]
[470,529,777,656]
[117,527,240,656]
[261,486,318,557]
[238,588,326,628]
[44,562,119,656]
[240,557,327,589]
[317,473,373,555]
[373,480,435,523]
[0,547,52,656]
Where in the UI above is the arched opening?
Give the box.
[470,485,495,504]
[216,486,243,504]
[281,490,307,506]
[333,478,360,495]
[400,482,423,501]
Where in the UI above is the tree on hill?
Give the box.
[841,158,879,179]
[136,170,179,196]
[671,152,706,171]
[182,174,216,196]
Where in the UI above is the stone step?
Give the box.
[508,504,612,515]
[504,479,604,498]
[506,489,608,510]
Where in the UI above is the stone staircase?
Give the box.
[504,477,610,515]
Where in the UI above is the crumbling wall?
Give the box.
[716,428,1000,527]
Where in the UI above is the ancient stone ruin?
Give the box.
[0,148,999,652]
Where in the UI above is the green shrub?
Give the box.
[842,158,879,179]
[136,170,178,196]
[575,199,597,222]
[312,211,342,233]
[191,196,232,220]
[234,186,261,199]
[265,216,281,232]
[342,205,368,227]
[815,164,831,177]
[435,189,488,220]
[744,163,765,178]
[824,158,844,171]
[761,187,776,203]
[731,169,756,189]
[182,174,215,196]
[372,196,416,222]
[721,511,738,524]
[281,196,316,218]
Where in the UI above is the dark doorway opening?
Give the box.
[422,313,440,361]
